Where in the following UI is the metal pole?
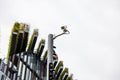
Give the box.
[47,34,53,80]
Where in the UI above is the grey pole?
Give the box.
[47,26,70,80]
[47,34,54,80]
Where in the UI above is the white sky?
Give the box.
[0,0,120,80]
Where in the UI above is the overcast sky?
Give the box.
[0,0,120,80]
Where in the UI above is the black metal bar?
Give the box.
[38,45,44,59]
[37,40,45,60]
[63,74,68,80]
[21,31,29,52]
[14,31,23,66]
[6,32,18,76]
[55,67,63,79]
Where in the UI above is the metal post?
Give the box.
[47,34,53,80]
[47,26,70,80]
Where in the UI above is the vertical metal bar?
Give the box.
[6,32,18,77]
[47,34,53,80]
[26,54,30,80]
[32,54,35,80]
[19,31,28,79]
[39,60,42,80]
[9,54,15,79]
[23,53,29,80]
[31,53,35,80]
[14,30,24,80]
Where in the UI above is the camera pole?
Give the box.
[47,26,70,80]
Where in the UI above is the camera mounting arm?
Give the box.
[53,26,70,40]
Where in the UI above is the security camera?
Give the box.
[53,26,70,39]
[61,26,68,33]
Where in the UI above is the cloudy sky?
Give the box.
[0,0,120,80]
